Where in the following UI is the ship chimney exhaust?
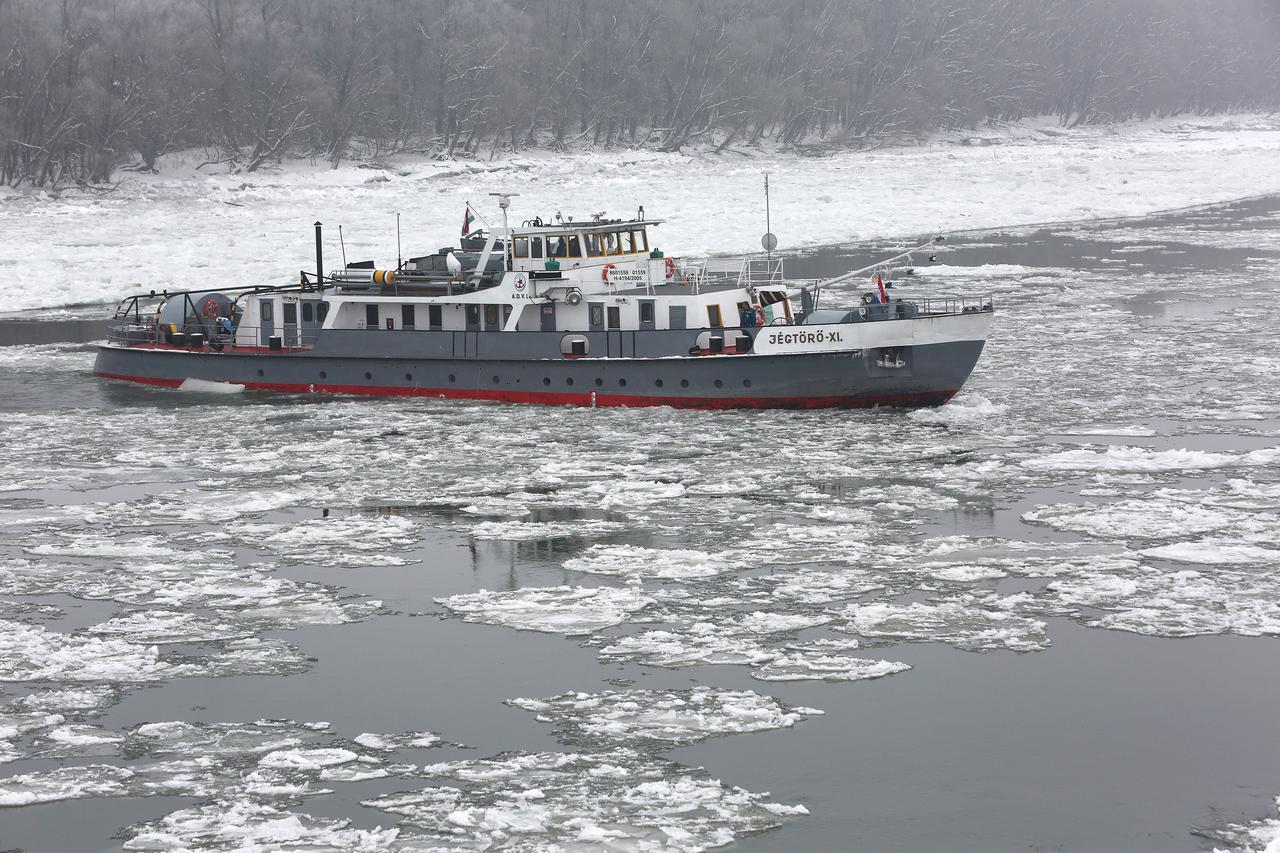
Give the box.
[314,221,323,289]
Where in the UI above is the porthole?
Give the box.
[492,375,500,384]
[655,379,664,388]
[680,379,689,388]
[405,373,413,382]
[448,373,456,382]
[543,377,551,386]
[619,378,628,388]
[364,371,372,381]
[594,378,603,387]
[714,379,723,388]
[743,379,752,388]
[256,369,264,377]
[566,377,574,386]
[319,370,327,379]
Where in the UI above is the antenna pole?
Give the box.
[338,225,348,270]
[765,173,771,262]
[396,213,402,271]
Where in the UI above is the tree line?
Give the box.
[2,0,1277,188]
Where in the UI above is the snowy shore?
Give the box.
[1,114,1279,313]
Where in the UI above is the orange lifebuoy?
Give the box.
[201,298,219,318]
[601,263,616,282]
[664,257,676,279]
[755,307,766,326]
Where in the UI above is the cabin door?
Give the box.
[638,299,656,331]
[259,300,274,346]
[282,300,299,347]
[540,303,556,332]
[300,300,324,343]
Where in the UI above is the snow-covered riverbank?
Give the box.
[1,114,1278,313]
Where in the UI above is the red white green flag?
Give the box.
[462,205,476,236]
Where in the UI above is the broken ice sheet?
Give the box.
[436,584,654,635]
[836,599,1050,652]
[364,749,806,852]
[507,687,821,746]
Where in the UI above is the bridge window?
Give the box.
[585,233,603,257]
[567,235,582,257]
[530,236,543,258]
[633,230,649,252]
[513,236,529,258]
[604,232,620,255]
[619,232,635,253]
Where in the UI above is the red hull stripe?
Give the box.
[94,371,957,410]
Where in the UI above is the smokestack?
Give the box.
[314,221,323,288]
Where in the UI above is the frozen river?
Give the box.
[1,198,1279,851]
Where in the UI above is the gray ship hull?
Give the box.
[94,324,986,409]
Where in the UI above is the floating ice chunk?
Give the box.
[122,799,399,851]
[927,565,1010,582]
[1060,425,1158,436]
[11,686,116,713]
[1023,499,1237,540]
[909,394,1008,426]
[1206,795,1280,853]
[0,619,175,682]
[257,747,359,770]
[586,479,687,509]
[130,720,315,759]
[0,764,133,806]
[1141,540,1280,565]
[232,513,420,567]
[1023,445,1239,473]
[753,654,911,682]
[1047,566,1280,637]
[176,377,245,394]
[466,518,627,541]
[44,725,124,747]
[839,600,1049,652]
[597,627,776,668]
[564,544,732,581]
[437,584,653,635]
[508,687,820,745]
[92,610,251,644]
[354,731,442,751]
[366,748,803,851]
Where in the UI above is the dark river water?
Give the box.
[1,198,1279,852]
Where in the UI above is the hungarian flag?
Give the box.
[461,205,475,236]
[875,273,888,304]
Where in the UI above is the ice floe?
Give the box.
[508,687,820,745]
[437,584,653,635]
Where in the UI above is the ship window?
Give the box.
[284,302,297,324]
[502,304,513,325]
[428,304,442,329]
[530,236,543,258]
[402,304,416,329]
[607,306,621,329]
[586,234,603,257]
[302,303,313,322]
[605,232,620,255]
[707,305,723,328]
[483,304,499,329]
[567,236,582,257]
[639,302,654,324]
[619,232,634,253]
[365,304,379,328]
[513,237,529,258]
[261,301,273,321]
[316,302,329,322]
[634,230,649,252]
[548,235,566,257]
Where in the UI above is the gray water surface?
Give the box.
[1,198,1278,852]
